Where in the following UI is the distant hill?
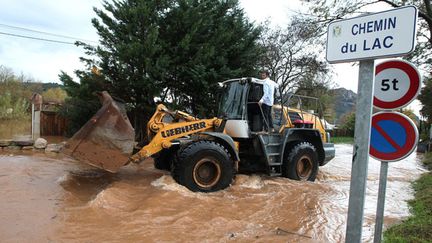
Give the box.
[20,82,64,95]
[41,82,63,91]
[329,88,357,125]
[24,82,63,91]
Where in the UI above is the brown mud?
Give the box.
[0,144,426,242]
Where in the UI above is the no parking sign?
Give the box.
[370,112,419,162]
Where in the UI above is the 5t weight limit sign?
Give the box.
[374,59,421,110]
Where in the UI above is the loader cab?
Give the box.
[218,78,328,140]
[218,77,284,138]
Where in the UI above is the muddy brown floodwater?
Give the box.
[0,144,426,242]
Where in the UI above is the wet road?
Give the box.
[0,144,426,242]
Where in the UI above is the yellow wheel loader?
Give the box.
[63,77,335,192]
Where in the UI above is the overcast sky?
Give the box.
[0,0,422,113]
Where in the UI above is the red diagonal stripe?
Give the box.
[373,122,403,151]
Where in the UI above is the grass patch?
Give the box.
[383,153,432,243]
[422,152,432,171]
[331,136,354,144]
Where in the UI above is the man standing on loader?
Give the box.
[258,69,278,132]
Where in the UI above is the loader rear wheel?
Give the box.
[172,141,234,192]
[283,142,318,181]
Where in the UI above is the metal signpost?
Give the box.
[326,5,418,243]
[345,59,375,243]
[371,59,421,243]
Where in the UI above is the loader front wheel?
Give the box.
[172,141,234,192]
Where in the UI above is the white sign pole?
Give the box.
[345,59,375,243]
[374,161,389,243]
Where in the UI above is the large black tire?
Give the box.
[172,141,235,192]
[283,142,319,181]
[153,147,176,171]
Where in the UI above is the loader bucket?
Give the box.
[62,91,135,172]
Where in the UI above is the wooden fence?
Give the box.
[40,111,67,136]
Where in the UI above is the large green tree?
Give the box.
[158,0,262,114]
[61,0,263,140]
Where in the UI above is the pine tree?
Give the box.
[62,0,263,140]
[159,0,262,116]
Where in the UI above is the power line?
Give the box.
[0,23,98,44]
[0,31,76,45]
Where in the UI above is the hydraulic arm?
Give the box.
[129,104,223,163]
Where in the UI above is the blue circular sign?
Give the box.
[370,111,418,162]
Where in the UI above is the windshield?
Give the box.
[218,81,247,119]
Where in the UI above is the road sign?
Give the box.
[326,6,418,63]
[374,60,421,110]
[370,111,418,162]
